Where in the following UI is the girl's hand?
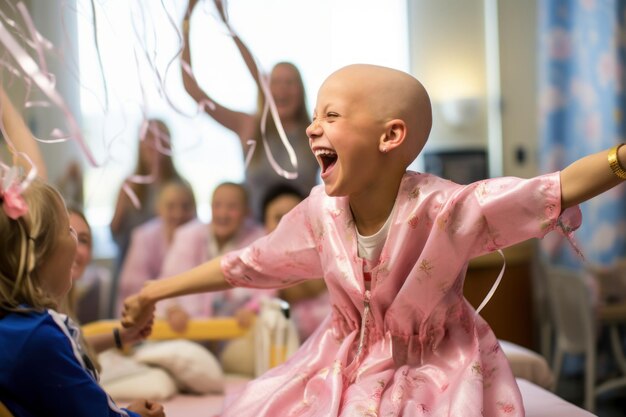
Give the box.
[234,307,256,329]
[121,292,155,331]
[166,305,190,333]
[127,399,166,417]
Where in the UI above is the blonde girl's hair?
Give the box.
[0,178,64,315]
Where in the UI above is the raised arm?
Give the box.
[560,144,626,209]
[109,186,132,240]
[0,87,47,180]
[181,0,255,143]
[213,0,262,86]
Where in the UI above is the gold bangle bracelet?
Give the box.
[608,143,626,180]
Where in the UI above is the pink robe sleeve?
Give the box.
[221,196,323,289]
[434,172,580,260]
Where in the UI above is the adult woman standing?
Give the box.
[181,0,319,219]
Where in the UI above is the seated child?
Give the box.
[158,182,268,375]
[0,85,162,417]
[157,182,266,329]
[0,178,163,417]
[118,179,197,313]
[123,64,626,416]
[60,207,151,354]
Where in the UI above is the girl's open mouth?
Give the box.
[314,148,338,175]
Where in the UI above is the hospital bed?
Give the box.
[0,318,593,417]
[78,317,597,417]
[0,311,592,417]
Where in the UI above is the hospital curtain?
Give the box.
[538,0,626,266]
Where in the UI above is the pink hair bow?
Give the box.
[0,164,28,220]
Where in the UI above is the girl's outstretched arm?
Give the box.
[0,87,47,180]
[560,144,626,209]
[121,256,231,329]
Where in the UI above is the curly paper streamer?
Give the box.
[180,59,217,112]
[557,206,585,260]
[16,3,53,84]
[0,90,39,194]
[87,0,109,111]
[211,0,298,179]
[128,1,198,119]
[139,118,174,157]
[0,160,37,220]
[156,0,215,116]
[0,3,51,56]
[0,7,99,167]
[475,250,505,315]
[258,78,298,179]
[243,139,257,168]
[120,118,175,209]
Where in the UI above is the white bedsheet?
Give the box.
[518,378,595,417]
[500,339,555,389]
[159,376,594,417]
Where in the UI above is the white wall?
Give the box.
[407,0,539,178]
[408,0,488,151]
[498,0,539,178]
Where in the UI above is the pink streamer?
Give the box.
[0,6,99,167]
[87,0,110,111]
[209,0,298,179]
[16,3,53,84]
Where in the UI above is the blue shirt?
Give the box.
[0,308,139,417]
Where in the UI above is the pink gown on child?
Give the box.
[220,171,580,417]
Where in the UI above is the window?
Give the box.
[77,0,409,257]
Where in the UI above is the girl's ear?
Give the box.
[378,119,407,153]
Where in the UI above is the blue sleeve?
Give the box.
[12,319,140,417]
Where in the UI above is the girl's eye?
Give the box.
[326,112,339,118]
[69,227,78,240]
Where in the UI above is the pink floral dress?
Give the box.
[221,171,578,417]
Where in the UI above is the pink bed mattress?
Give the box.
[161,376,595,417]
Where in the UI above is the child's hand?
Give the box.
[120,316,154,346]
[121,292,155,331]
[166,305,190,333]
[234,307,256,329]
[126,399,165,417]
